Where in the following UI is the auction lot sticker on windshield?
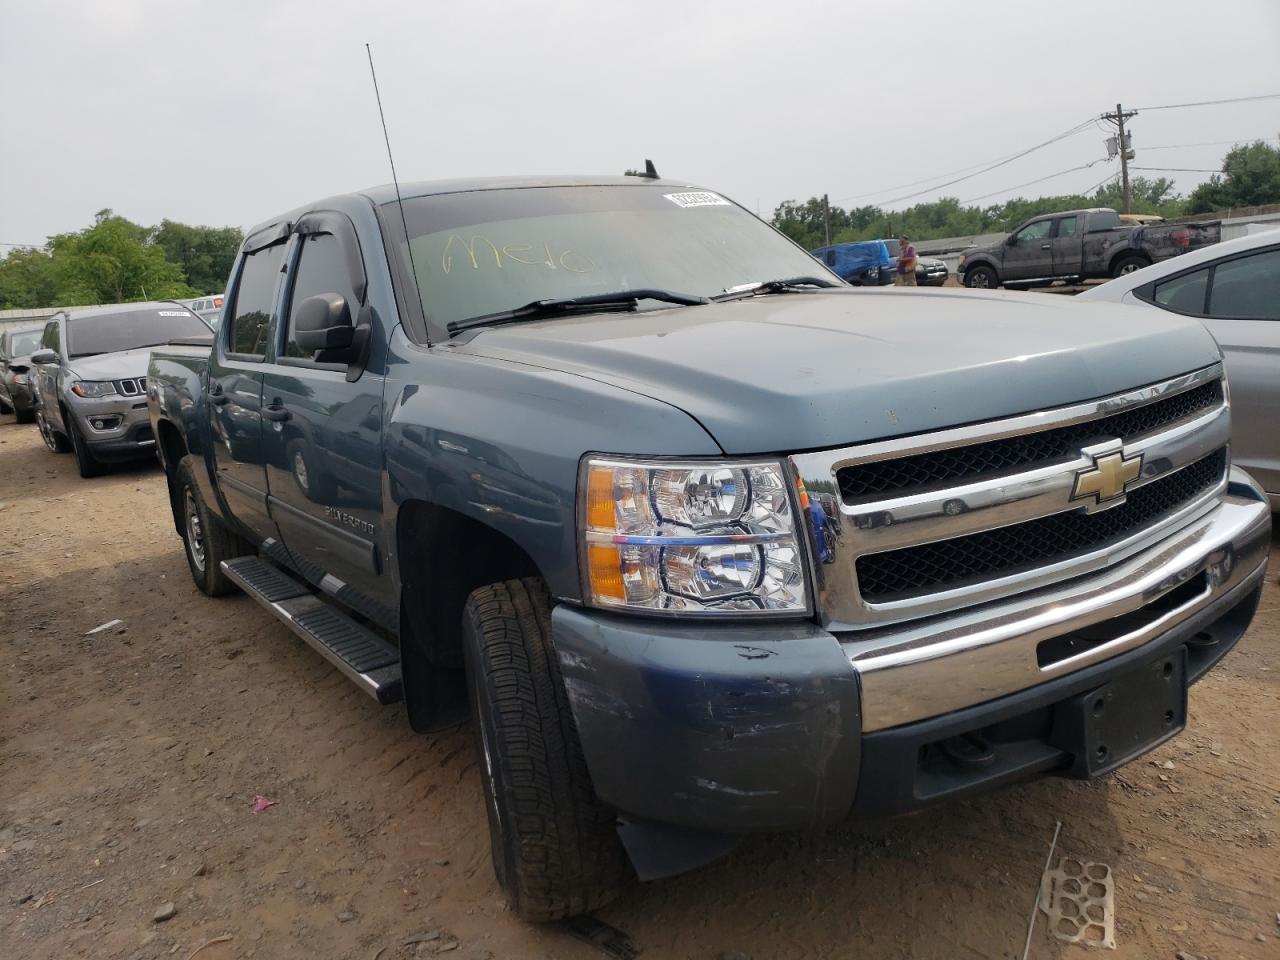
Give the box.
[158,310,193,317]
[664,191,730,208]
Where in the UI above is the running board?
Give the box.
[221,556,404,705]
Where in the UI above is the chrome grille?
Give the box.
[114,376,146,396]
[855,449,1226,602]
[789,364,1230,631]
[838,378,1222,503]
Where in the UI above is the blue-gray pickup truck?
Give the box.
[147,174,1271,921]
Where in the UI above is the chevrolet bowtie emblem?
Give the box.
[1072,447,1144,509]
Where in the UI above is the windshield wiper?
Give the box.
[710,276,841,302]
[447,288,710,335]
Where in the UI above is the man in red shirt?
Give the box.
[895,234,918,286]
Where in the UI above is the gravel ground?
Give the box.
[1,415,1277,960]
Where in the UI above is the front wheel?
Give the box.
[463,578,629,921]
[69,419,107,478]
[176,457,254,596]
[37,405,71,453]
[964,265,999,289]
[1112,255,1149,278]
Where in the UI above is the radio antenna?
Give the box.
[365,43,423,310]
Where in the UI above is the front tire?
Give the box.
[463,578,628,921]
[176,457,254,596]
[69,419,107,478]
[964,265,999,289]
[37,405,71,453]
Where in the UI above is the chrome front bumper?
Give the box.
[845,474,1271,731]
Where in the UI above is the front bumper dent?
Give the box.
[554,481,1269,848]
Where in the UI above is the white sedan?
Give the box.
[1079,228,1280,509]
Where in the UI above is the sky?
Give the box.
[1,0,1278,246]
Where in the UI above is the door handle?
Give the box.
[264,405,291,422]
[1040,242,1052,249]
[208,384,229,406]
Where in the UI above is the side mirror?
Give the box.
[30,348,58,365]
[1005,235,1018,247]
[294,293,354,360]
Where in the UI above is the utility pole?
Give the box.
[822,194,832,246]
[1102,103,1138,212]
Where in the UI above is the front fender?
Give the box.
[382,328,722,600]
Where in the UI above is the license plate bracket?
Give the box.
[1050,647,1187,778]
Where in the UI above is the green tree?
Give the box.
[151,219,243,294]
[1186,141,1280,213]
[0,246,60,309]
[48,209,193,305]
[1092,176,1182,215]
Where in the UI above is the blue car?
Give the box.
[811,240,895,286]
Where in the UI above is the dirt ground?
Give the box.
[2,417,1277,960]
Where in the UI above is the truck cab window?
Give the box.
[284,233,359,360]
[228,242,286,358]
[1056,216,1078,238]
[1015,220,1051,243]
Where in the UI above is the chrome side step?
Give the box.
[221,556,403,705]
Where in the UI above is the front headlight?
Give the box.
[70,380,117,398]
[579,457,810,615]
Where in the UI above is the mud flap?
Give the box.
[615,818,741,882]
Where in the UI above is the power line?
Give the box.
[833,117,1097,205]
[1134,93,1280,111]
[959,161,1104,204]
[0,240,46,247]
[1130,166,1222,173]
[1083,171,1121,195]
[1142,135,1279,150]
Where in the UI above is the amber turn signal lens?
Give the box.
[586,542,625,601]
[586,466,616,531]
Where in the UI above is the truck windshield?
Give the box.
[67,307,210,358]
[388,184,838,338]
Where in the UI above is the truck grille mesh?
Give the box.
[854,448,1226,602]
[838,379,1221,503]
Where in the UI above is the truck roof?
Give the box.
[243,175,709,244]
[355,175,701,205]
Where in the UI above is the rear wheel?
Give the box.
[69,419,107,478]
[1111,255,1149,278]
[37,405,71,453]
[463,578,628,921]
[964,265,999,289]
[176,457,254,596]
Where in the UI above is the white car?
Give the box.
[1079,228,1280,509]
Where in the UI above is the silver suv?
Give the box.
[31,302,211,477]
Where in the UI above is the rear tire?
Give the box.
[176,456,254,596]
[69,419,107,478]
[1111,255,1149,278]
[964,265,999,289]
[462,578,629,922]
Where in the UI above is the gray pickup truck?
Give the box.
[147,175,1270,921]
[959,207,1220,288]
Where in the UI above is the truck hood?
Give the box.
[455,288,1222,455]
[67,348,154,382]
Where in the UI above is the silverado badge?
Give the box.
[1071,446,1144,511]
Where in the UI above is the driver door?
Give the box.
[1002,218,1054,281]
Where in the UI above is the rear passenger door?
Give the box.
[1050,215,1083,276]
[208,238,289,545]
[260,216,394,627]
